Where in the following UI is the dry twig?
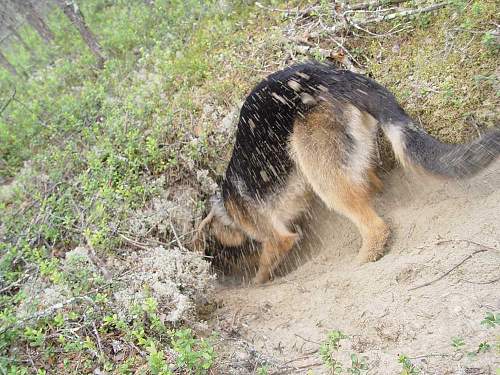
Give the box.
[409,248,491,291]
[85,238,112,281]
[294,333,321,346]
[169,221,187,250]
[118,232,151,251]
[329,2,449,35]
[0,271,31,294]
[92,321,104,358]
[347,0,409,11]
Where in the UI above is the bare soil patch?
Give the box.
[211,162,500,374]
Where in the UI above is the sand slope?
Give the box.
[212,162,500,374]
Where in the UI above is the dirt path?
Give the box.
[211,162,500,374]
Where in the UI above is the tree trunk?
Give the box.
[53,0,105,68]
[0,51,18,76]
[15,0,55,43]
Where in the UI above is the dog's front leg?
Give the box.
[253,233,298,284]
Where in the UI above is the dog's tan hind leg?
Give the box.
[290,103,390,263]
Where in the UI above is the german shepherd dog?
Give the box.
[193,61,500,284]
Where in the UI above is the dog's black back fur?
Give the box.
[223,61,409,201]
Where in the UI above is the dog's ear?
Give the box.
[191,208,214,253]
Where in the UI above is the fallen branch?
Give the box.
[348,0,409,11]
[356,2,448,26]
[330,2,449,35]
[409,249,489,291]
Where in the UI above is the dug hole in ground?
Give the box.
[210,160,500,374]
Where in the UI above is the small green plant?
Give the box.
[416,14,432,29]
[482,32,500,54]
[256,366,269,375]
[319,330,346,373]
[347,353,369,374]
[451,337,465,350]
[23,327,45,348]
[146,341,172,375]
[172,329,215,374]
[448,314,499,360]
[477,342,491,353]
[318,331,371,374]
[398,355,419,375]
[481,312,500,328]
[467,341,493,358]
[321,330,346,352]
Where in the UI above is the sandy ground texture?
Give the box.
[210,161,500,375]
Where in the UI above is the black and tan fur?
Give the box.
[193,61,500,284]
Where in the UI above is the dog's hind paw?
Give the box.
[356,250,384,264]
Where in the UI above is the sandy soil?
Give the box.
[210,161,500,375]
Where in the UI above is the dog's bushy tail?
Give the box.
[313,65,499,178]
[381,120,500,178]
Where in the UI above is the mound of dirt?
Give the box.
[211,161,500,374]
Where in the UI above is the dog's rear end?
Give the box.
[193,61,500,284]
